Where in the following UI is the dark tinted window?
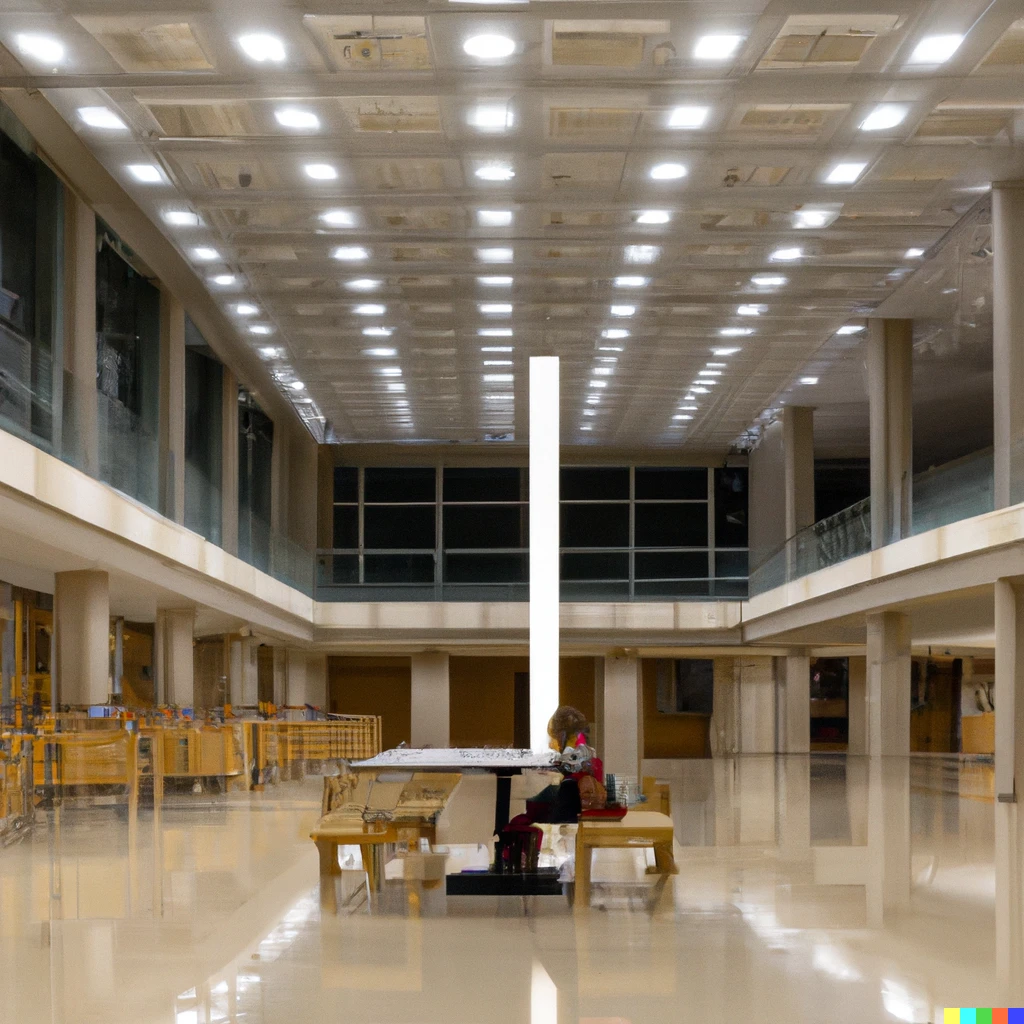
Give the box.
[635,551,708,579]
[443,467,523,502]
[561,467,629,501]
[561,552,629,580]
[715,550,748,578]
[333,506,358,549]
[635,468,707,501]
[364,505,435,549]
[715,467,748,548]
[561,503,629,547]
[444,553,527,583]
[634,504,707,548]
[444,505,526,549]
[364,554,435,584]
[364,467,435,503]
[334,467,358,503]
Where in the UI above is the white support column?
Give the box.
[778,652,811,754]
[866,611,911,756]
[286,651,328,710]
[866,759,911,927]
[529,356,560,751]
[272,646,288,706]
[156,608,195,708]
[847,655,868,755]
[159,290,186,524]
[783,407,816,540]
[229,637,258,708]
[63,195,99,476]
[54,570,109,705]
[993,183,1024,509]
[995,579,1024,802]
[410,652,450,748]
[221,369,240,556]
[602,654,641,777]
[867,318,913,549]
[738,657,776,753]
[748,407,815,570]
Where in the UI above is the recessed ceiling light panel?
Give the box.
[463,34,516,59]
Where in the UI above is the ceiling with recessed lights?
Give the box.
[1,0,1022,451]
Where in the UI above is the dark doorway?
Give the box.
[513,672,530,748]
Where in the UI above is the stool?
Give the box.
[575,811,677,906]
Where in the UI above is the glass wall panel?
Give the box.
[183,328,222,544]
[715,467,749,548]
[444,504,526,549]
[365,467,435,503]
[444,552,527,583]
[320,462,748,600]
[364,505,434,549]
[0,111,62,450]
[95,227,161,509]
[444,467,523,502]
[561,467,629,501]
[238,389,273,572]
[634,551,708,580]
[365,554,434,584]
[634,503,708,548]
[562,503,629,547]
[635,467,707,500]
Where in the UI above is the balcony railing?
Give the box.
[749,449,996,596]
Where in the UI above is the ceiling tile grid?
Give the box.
[2,0,1022,450]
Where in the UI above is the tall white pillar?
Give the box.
[159,290,186,524]
[529,356,560,751]
[867,319,913,549]
[778,652,810,754]
[602,654,641,776]
[847,656,868,755]
[410,652,450,747]
[866,611,911,756]
[54,570,109,705]
[993,183,1024,509]
[156,608,195,708]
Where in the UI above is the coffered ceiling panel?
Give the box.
[3,0,1020,455]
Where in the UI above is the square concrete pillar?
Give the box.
[994,578,1024,801]
[55,570,109,705]
[777,652,811,754]
[993,183,1024,508]
[410,652,450,748]
[847,656,868,755]
[866,611,911,756]
[156,608,195,708]
[229,637,258,708]
[738,657,776,753]
[867,319,913,548]
[602,654,641,776]
[286,651,328,710]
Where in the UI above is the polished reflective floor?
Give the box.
[0,756,1013,1023]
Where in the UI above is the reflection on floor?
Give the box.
[0,756,1012,1023]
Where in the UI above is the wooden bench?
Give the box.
[575,810,678,905]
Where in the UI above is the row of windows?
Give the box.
[322,465,748,599]
[334,466,713,504]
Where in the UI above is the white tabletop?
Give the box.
[353,747,559,772]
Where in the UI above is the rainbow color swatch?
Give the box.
[943,1010,1024,1023]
